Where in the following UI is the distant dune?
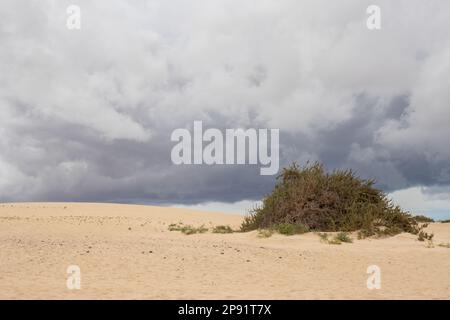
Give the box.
[0,203,449,299]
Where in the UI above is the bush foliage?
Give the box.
[242,162,423,238]
[273,223,309,235]
[212,225,234,234]
[168,223,208,235]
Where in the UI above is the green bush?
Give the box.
[274,223,309,235]
[335,232,353,243]
[212,225,234,234]
[242,162,422,238]
[318,232,352,244]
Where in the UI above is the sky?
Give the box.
[1,0,450,219]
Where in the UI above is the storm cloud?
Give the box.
[1,0,450,217]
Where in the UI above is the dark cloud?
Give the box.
[1,0,450,214]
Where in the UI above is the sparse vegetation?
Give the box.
[335,232,353,243]
[441,220,450,223]
[212,225,234,234]
[425,240,435,248]
[327,238,342,245]
[168,223,183,231]
[418,230,434,242]
[273,223,309,236]
[317,232,352,245]
[317,232,329,243]
[241,162,424,238]
[257,229,273,238]
[438,243,450,248]
[168,223,208,235]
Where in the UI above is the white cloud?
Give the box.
[389,187,450,221]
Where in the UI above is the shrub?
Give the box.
[274,223,295,235]
[168,223,208,235]
[441,220,450,223]
[241,162,422,238]
[438,243,450,248]
[318,232,352,244]
[335,232,353,243]
[318,232,353,244]
[274,223,309,236]
[212,225,234,234]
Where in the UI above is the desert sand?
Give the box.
[0,202,449,300]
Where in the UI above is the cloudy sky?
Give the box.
[1,0,450,219]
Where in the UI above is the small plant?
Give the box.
[168,223,208,235]
[417,230,434,242]
[438,243,450,248]
[257,229,273,238]
[168,223,183,231]
[317,232,329,243]
[357,229,371,239]
[273,223,309,236]
[274,223,295,235]
[180,226,196,235]
[335,232,353,243]
[212,225,234,234]
[425,240,435,248]
[318,232,351,245]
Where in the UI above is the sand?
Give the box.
[0,202,449,300]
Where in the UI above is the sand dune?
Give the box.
[0,203,449,300]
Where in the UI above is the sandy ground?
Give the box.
[0,202,449,300]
